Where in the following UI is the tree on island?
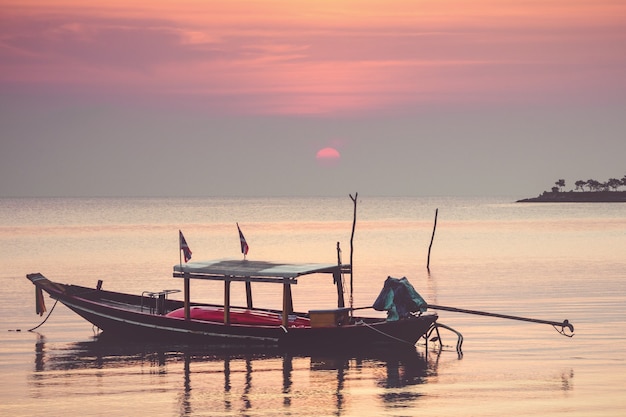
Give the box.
[520,174,626,202]
[555,179,565,191]
[587,179,601,191]
[575,180,586,191]
[607,178,621,191]
[550,175,626,192]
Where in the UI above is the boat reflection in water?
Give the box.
[30,333,438,416]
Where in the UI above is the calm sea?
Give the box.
[1,196,624,416]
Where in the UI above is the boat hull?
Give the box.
[27,273,437,350]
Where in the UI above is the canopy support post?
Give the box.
[335,242,345,308]
[184,273,190,321]
[282,280,293,327]
[334,271,345,308]
[245,280,253,309]
[224,278,231,325]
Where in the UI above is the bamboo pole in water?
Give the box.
[349,192,358,311]
[427,208,438,271]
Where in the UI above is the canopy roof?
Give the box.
[173,259,347,283]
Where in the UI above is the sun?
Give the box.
[316,147,340,167]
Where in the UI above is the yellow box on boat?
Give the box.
[309,307,351,328]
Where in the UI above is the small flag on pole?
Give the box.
[179,230,192,262]
[237,223,249,256]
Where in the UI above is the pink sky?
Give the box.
[1,1,625,197]
[3,0,625,116]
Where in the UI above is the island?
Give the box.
[517,177,626,203]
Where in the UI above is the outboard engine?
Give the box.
[373,276,427,321]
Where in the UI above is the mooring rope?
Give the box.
[356,320,415,346]
[28,299,59,332]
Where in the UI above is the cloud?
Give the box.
[1,1,625,117]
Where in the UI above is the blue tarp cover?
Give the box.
[373,276,427,321]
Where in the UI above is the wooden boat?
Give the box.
[26,258,438,351]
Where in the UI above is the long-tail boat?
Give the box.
[27,258,437,351]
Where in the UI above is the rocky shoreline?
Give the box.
[517,191,626,203]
